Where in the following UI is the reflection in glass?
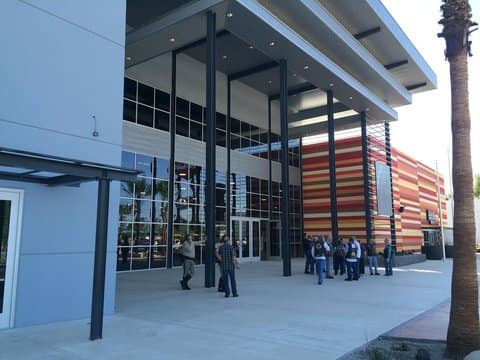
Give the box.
[119,198,133,222]
[0,200,11,313]
[152,223,167,245]
[134,200,152,222]
[242,221,250,258]
[153,201,168,223]
[133,223,151,247]
[253,221,260,257]
[135,154,153,178]
[153,180,169,201]
[150,246,167,268]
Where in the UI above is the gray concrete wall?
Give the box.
[0,0,126,326]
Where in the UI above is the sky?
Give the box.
[382,0,480,194]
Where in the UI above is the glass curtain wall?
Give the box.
[118,77,302,271]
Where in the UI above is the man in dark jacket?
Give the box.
[333,238,346,275]
[383,238,394,276]
[303,233,314,274]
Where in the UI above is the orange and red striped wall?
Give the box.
[302,136,447,251]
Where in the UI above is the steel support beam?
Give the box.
[361,112,373,243]
[267,100,273,258]
[269,83,317,101]
[384,59,408,70]
[167,51,177,268]
[288,103,350,123]
[299,138,305,241]
[89,178,110,340]
[385,122,397,250]
[204,11,216,288]
[229,61,278,81]
[406,82,427,91]
[354,26,381,40]
[226,79,231,236]
[327,90,339,244]
[279,59,291,276]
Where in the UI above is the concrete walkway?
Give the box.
[0,259,453,359]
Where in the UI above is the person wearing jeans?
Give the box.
[345,237,361,281]
[383,238,394,276]
[303,233,314,274]
[216,235,240,297]
[311,236,330,285]
[366,239,380,276]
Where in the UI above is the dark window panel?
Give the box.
[216,112,226,130]
[138,83,154,106]
[202,107,207,124]
[230,117,241,135]
[176,116,189,137]
[150,246,166,268]
[176,97,189,118]
[216,129,226,147]
[137,104,154,127]
[259,131,269,144]
[155,89,170,111]
[123,100,136,123]
[190,121,203,141]
[251,194,261,210]
[190,102,203,122]
[241,121,251,138]
[231,134,241,150]
[155,110,169,132]
[124,78,137,101]
[241,137,250,150]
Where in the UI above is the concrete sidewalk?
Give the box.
[0,259,453,360]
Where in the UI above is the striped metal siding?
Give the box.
[302,137,448,252]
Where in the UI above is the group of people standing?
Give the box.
[303,234,394,284]
[179,234,240,298]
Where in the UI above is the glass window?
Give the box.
[120,181,134,198]
[175,162,189,181]
[216,112,226,130]
[138,83,154,106]
[134,200,152,222]
[124,78,137,101]
[230,118,241,135]
[153,201,168,223]
[190,121,203,141]
[155,110,169,132]
[135,154,153,178]
[190,103,203,122]
[155,89,170,111]
[150,246,167,268]
[231,135,241,150]
[176,116,189,137]
[241,122,250,138]
[119,198,134,222]
[154,158,169,180]
[176,97,189,118]
[153,180,169,200]
[137,104,154,127]
[123,100,136,123]
[216,129,226,147]
[152,224,167,245]
[190,165,202,185]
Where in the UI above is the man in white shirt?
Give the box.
[345,236,361,281]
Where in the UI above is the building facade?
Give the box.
[303,135,448,251]
[0,0,436,332]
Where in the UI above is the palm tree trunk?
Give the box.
[446,47,480,356]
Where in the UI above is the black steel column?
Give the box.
[385,122,396,250]
[361,112,372,243]
[226,78,231,236]
[90,178,110,341]
[279,59,291,276]
[327,90,339,244]
[267,100,273,258]
[299,138,305,241]
[204,11,216,288]
[167,51,176,268]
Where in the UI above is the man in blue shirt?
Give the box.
[216,235,240,298]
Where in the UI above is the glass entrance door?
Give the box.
[0,189,22,329]
[231,217,260,262]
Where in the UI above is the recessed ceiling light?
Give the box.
[365,107,370,111]
[269,41,276,46]
[329,83,334,87]
[292,73,297,77]
[222,55,228,60]
[169,37,176,43]
[304,65,309,70]
[268,80,272,84]
[348,96,353,100]
[249,45,254,49]
[126,56,132,61]
[226,12,233,18]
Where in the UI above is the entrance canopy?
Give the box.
[125,0,436,138]
[0,147,139,186]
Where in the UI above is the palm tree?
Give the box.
[438,0,479,356]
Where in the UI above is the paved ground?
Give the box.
[0,258,454,360]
